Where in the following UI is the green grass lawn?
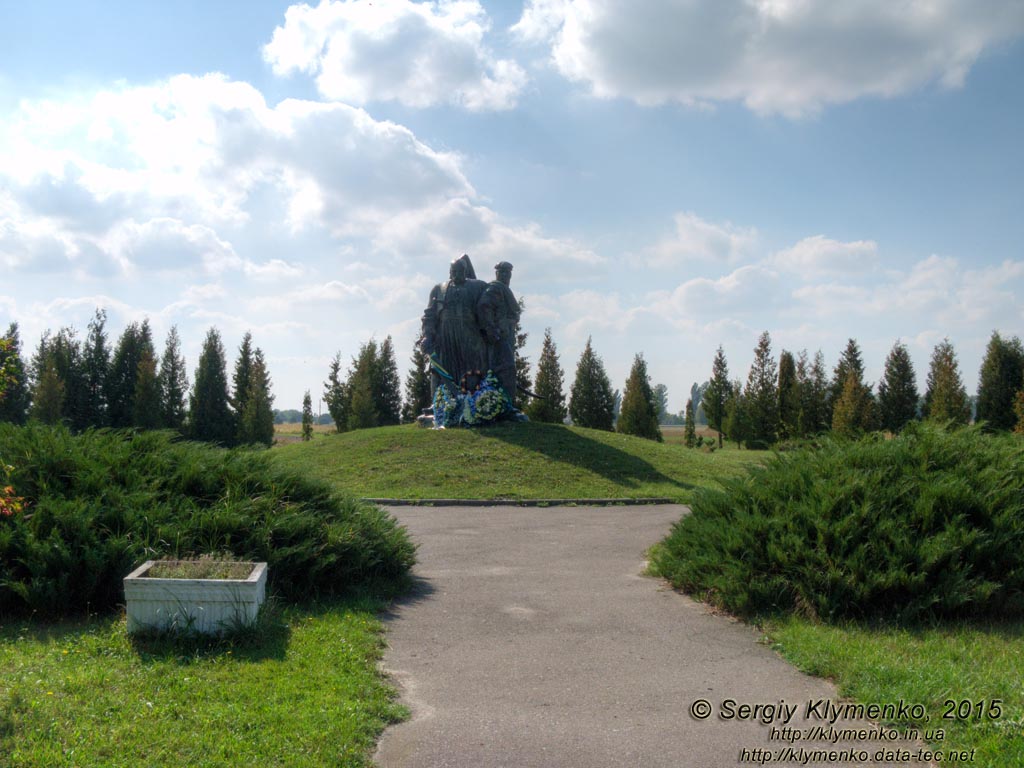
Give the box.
[763,618,1023,767]
[271,421,767,502]
[0,598,404,767]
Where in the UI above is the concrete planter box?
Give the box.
[123,560,267,635]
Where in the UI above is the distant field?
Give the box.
[271,421,768,502]
[660,424,725,446]
[273,422,336,445]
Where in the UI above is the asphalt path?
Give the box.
[374,505,915,768]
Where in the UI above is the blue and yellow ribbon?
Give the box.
[429,353,456,383]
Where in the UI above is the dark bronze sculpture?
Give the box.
[480,261,520,407]
[421,255,489,398]
[420,255,524,426]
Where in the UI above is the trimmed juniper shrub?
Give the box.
[0,424,415,618]
[651,422,1024,623]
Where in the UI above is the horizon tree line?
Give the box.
[5,309,1021,446]
[0,310,275,447]
[697,330,1024,449]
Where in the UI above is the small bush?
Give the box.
[651,423,1024,623]
[0,424,415,617]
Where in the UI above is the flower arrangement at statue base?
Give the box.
[433,370,514,428]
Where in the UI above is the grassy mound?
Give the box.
[272,421,765,502]
[650,423,1024,623]
[0,424,415,618]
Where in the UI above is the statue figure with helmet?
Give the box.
[419,254,528,426]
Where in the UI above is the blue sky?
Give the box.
[2,0,1023,413]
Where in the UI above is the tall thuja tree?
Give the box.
[81,308,111,428]
[374,336,402,426]
[107,320,154,428]
[31,355,64,425]
[690,381,708,425]
[0,337,11,402]
[652,384,669,424]
[722,379,747,449]
[617,353,662,442]
[829,338,875,433]
[514,297,531,400]
[877,340,919,433]
[527,328,567,423]
[239,348,275,446]
[158,326,189,431]
[777,349,799,440]
[402,341,431,423]
[743,331,779,447]
[232,331,254,441]
[798,350,830,436]
[684,397,696,447]
[324,352,349,432]
[829,339,865,419]
[32,328,88,431]
[976,331,1024,431]
[568,336,615,431]
[301,390,314,441]
[54,329,84,430]
[702,345,730,448]
[347,376,377,430]
[832,373,870,437]
[189,328,235,445]
[793,350,810,437]
[923,338,970,425]
[346,340,379,430]
[0,323,30,424]
[132,345,162,430]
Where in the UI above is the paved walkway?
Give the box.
[374,505,912,768]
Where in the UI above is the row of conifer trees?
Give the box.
[697,331,1024,449]
[0,310,275,447]
[8,309,1017,450]
[311,326,643,439]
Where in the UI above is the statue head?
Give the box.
[494,261,513,286]
[449,257,468,284]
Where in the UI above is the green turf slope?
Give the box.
[271,421,766,502]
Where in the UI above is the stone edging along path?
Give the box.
[362,497,676,506]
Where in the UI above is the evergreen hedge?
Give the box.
[652,423,1024,623]
[0,424,415,618]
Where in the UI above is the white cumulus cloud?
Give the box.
[0,74,479,282]
[514,0,1024,116]
[639,211,757,267]
[264,0,528,111]
[771,235,879,276]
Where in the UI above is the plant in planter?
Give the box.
[123,555,268,636]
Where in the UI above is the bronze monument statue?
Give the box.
[420,254,524,426]
[421,254,489,397]
[480,261,520,407]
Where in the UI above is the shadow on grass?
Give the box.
[482,421,693,493]
[128,582,423,664]
[0,613,121,645]
[0,609,293,665]
[865,618,1024,641]
[129,599,292,664]
[0,578,418,669]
